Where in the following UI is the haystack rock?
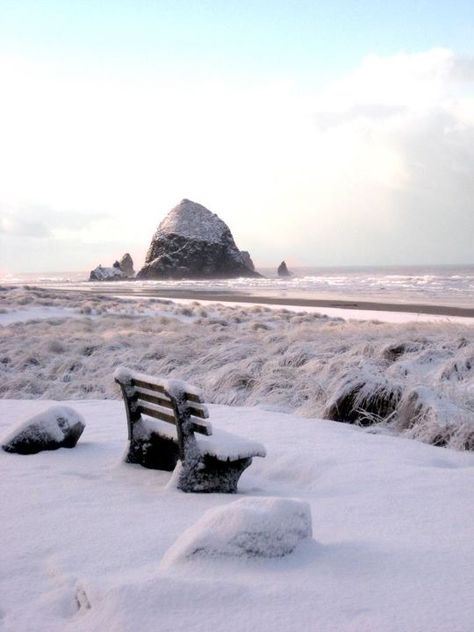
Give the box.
[277,261,292,277]
[137,199,261,279]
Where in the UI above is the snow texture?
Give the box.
[155,199,230,244]
[89,265,125,281]
[162,497,312,564]
[137,415,265,460]
[1,398,474,632]
[114,366,204,399]
[1,286,474,451]
[2,405,85,454]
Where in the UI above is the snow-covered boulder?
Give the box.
[2,406,85,455]
[137,199,261,279]
[162,497,312,565]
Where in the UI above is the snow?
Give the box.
[137,414,265,460]
[114,367,205,400]
[1,398,474,631]
[89,265,124,281]
[161,497,312,564]
[0,306,76,325]
[164,298,474,324]
[154,199,230,244]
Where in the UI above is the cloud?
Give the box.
[0,214,51,237]
[286,48,474,264]
[0,204,107,238]
[0,49,473,269]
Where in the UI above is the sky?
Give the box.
[1,0,474,274]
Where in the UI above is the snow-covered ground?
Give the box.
[2,283,474,630]
[1,398,474,632]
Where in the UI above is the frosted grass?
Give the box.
[1,285,473,450]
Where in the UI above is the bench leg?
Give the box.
[126,430,179,471]
[178,454,253,493]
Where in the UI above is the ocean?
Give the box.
[2,264,473,307]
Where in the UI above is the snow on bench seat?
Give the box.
[139,415,266,461]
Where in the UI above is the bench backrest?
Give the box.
[115,368,212,440]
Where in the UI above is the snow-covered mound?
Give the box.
[162,497,312,564]
[1,286,474,451]
[2,405,85,454]
[1,399,474,632]
[137,199,260,279]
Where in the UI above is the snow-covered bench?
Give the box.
[114,367,266,493]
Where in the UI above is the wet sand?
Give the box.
[78,286,474,318]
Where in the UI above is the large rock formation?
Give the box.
[137,199,261,279]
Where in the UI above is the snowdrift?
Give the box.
[1,399,474,632]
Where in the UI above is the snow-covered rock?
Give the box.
[277,260,292,277]
[89,264,125,281]
[89,254,134,281]
[137,199,261,279]
[162,497,312,564]
[2,405,85,454]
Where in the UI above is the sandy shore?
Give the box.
[72,286,474,318]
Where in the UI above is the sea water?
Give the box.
[1,264,473,307]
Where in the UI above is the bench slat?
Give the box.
[132,378,203,404]
[133,382,208,419]
[189,421,212,436]
[137,404,176,425]
[137,405,212,436]
[135,390,174,411]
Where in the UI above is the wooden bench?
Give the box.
[114,367,265,493]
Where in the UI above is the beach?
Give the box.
[96,286,474,319]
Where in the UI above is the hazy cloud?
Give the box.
[0,48,473,270]
[0,205,107,238]
[293,48,474,264]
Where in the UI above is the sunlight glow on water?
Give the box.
[2,265,473,306]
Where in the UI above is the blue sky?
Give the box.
[2,1,473,75]
[1,1,474,272]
